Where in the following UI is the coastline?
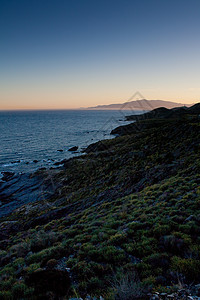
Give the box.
[0,109,139,217]
[0,106,200,298]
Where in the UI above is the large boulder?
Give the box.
[68,146,78,152]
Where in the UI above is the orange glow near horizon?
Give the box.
[0,91,199,110]
[1,1,200,111]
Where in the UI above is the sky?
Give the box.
[0,0,200,110]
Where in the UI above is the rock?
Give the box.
[1,172,15,181]
[0,172,53,218]
[54,161,64,166]
[57,149,64,152]
[11,160,20,164]
[0,221,23,240]
[84,141,107,153]
[33,160,38,163]
[193,284,200,296]
[53,159,68,166]
[178,289,188,296]
[156,275,167,285]
[38,167,46,171]
[68,146,78,152]
[185,215,194,222]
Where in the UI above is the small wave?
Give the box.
[2,159,23,167]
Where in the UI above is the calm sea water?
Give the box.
[0,110,138,175]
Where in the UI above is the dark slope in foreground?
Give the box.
[0,111,200,298]
[126,103,200,121]
[111,103,200,135]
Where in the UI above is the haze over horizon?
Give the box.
[1,0,200,110]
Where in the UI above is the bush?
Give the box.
[0,291,12,300]
[159,235,187,255]
[12,282,27,299]
[112,271,146,300]
[99,246,126,263]
[170,256,200,281]
[144,253,169,269]
[30,230,59,252]
[9,242,30,258]
[109,233,128,245]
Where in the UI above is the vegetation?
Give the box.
[0,113,200,299]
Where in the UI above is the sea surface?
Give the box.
[0,110,140,176]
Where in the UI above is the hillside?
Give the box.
[85,99,191,111]
[112,103,200,135]
[125,103,200,121]
[0,110,200,299]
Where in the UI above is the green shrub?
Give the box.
[9,242,30,258]
[0,291,12,300]
[170,256,200,281]
[25,263,41,273]
[144,253,169,269]
[109,232,128,245]
[12,282,27,299]
[99,246,126,263]
[30,230,59,252]
[152,224,170,237]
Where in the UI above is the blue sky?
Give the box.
[1,0,200,109]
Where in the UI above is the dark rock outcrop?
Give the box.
[68,146,78,151]
[84,141,108,153]
[1,172,15,182]
[0,172,54,218]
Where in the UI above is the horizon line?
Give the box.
[0,99,198,112]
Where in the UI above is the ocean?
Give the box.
[0,109,138,176]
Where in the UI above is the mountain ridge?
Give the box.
[83,99,192,110]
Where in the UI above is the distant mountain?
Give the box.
[85,99,191,111]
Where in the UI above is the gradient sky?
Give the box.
[0,0,200,109]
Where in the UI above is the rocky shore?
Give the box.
[0,104,200,299]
